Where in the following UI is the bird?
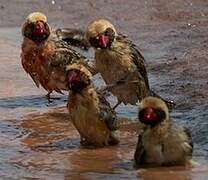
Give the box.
[21,12,95,101]
[66,63,119,147]
[85,19,174,109]
[134,96,193,167]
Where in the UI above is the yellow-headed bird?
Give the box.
[66,63,119,147]
[85,19,174,109]
[134,97,193,167]
[21,12,95,100]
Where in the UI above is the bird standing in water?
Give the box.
[134,96,193,167]
[21,12,95,101]
[66,63,119,147]
[85,19,174,109]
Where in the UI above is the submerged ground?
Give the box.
[0,0,208,179]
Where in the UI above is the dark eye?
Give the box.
[89,37,99,48]
[105,28,115,37]
[155,108,166,120]
[105,28,115,44]
[23,22,35,37]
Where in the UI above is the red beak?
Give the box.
[143,107,157,121]
[68,71,78,82]
[98,34,109,48]
[34,21,45,35]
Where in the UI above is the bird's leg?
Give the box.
[80,137,92,146]
[112,100,121,110]
[46,91,52,103]
[108,133,120,145]
[80,137,86,145]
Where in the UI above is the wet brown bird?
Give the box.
[134,97,193,167]
[21,12,94,100]
[85,19,174,109]
[66,63,119,147]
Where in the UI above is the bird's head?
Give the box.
[138,97,169,127]
[66,63,92,92]
[22,12,50,43]
[85,19,117,49]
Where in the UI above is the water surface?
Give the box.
[0,0,208,179]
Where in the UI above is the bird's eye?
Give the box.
[89,37,99,48]
[155,108,166,120]
[105,28,115,37]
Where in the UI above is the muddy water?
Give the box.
[0,0,208,179]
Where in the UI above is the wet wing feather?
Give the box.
[97,91,118,131]
[134,133,146,166]
[183,126,194,153]
[55,28,90,50]
[117,34,150,89]
[50,38,96,74]
[50,38,88,69]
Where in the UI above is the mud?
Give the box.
[0,0,208,179]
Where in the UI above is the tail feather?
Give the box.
[56,28,90,50]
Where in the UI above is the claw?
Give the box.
[46,92,52,103]
[112,101,121,110]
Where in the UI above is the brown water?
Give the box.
[0,0,208,179]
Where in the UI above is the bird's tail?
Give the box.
[150,90,176,110]
[56,28,90,50]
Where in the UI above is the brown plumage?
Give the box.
[134,97,193,167]
[85,19,174,109]
[56,28,90,50]
[21,12,94,99]
[66,63,119,147]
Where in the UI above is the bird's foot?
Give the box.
[46,92,53,103]
[46,92,65,103]
[108,134,120,146]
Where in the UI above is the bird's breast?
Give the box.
[95,50,148,104]
[96,50,133,83]
[142,126,191,165]
[68,93,110,145]
[21,39,67,91]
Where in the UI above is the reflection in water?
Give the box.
[18,109,208,179]
[0,95,67,109]
[18,108,142,179]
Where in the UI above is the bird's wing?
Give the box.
[97,91,118,131]
[50,38,96,74]
[55,28,90,50]
[183,127,194,154]
[134,133,146,166]
[116,34,150,89]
